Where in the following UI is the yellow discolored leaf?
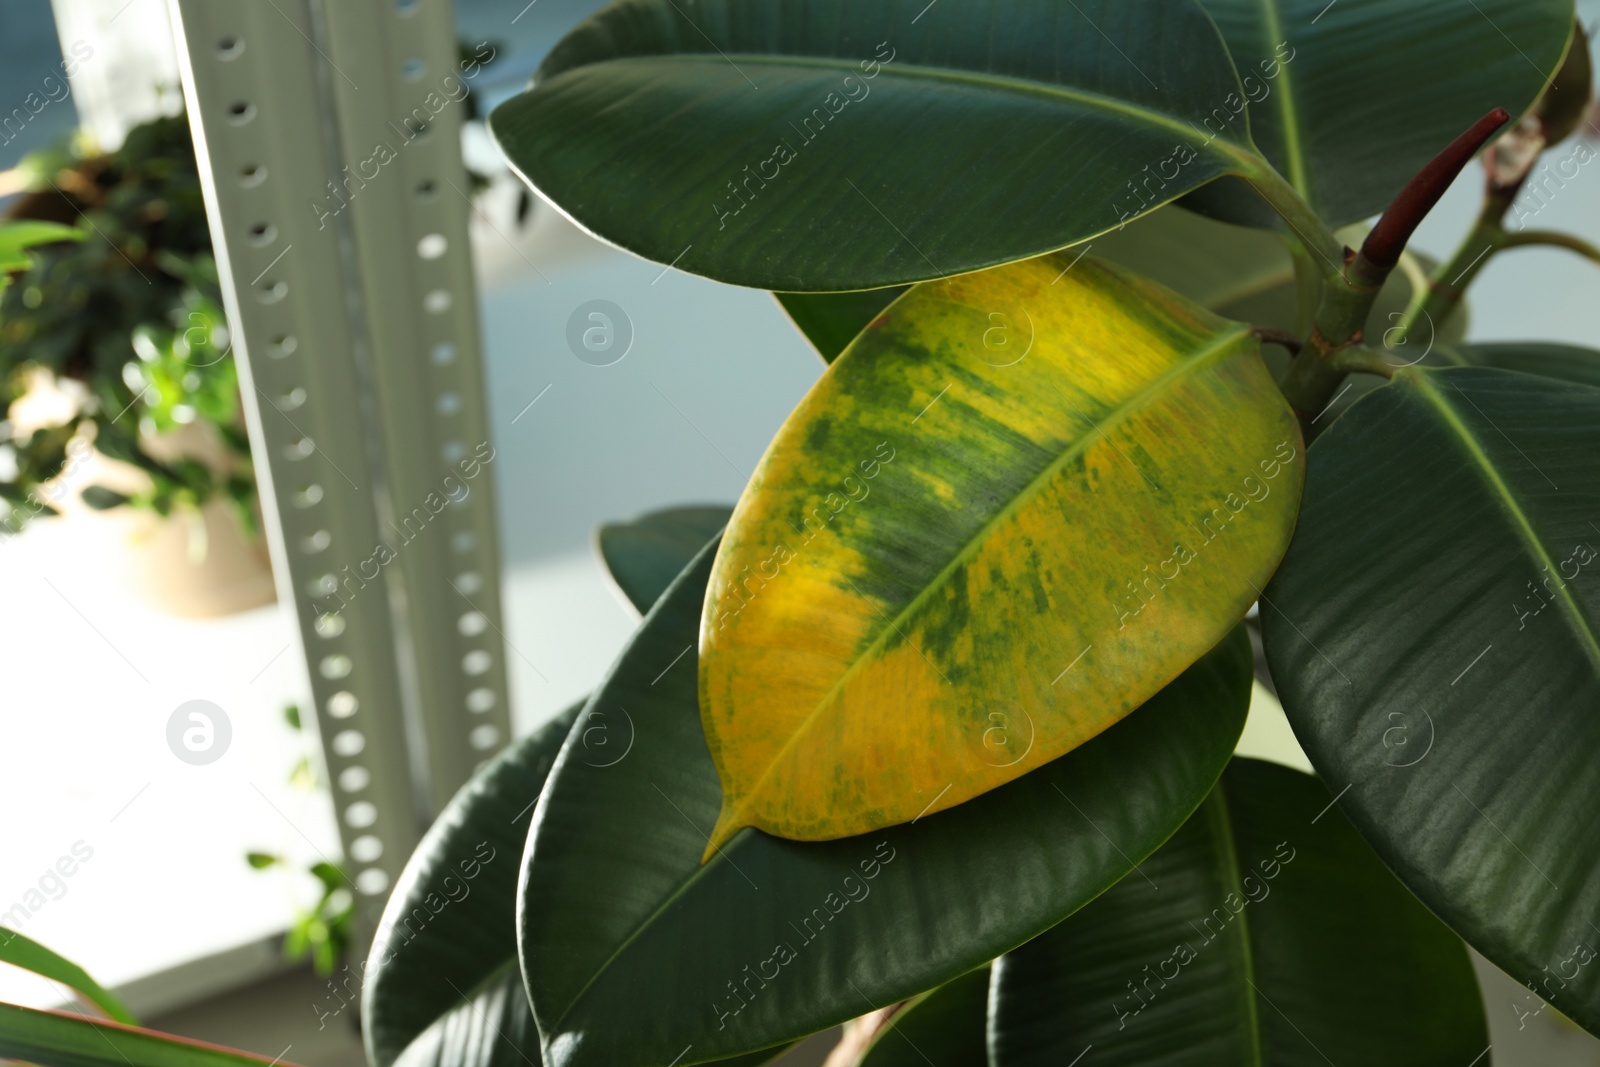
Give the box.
[699,255,1304,852]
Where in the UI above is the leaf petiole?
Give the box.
[1501,228,1600,265]
[1328,344,1401,379]
[1275,109,1513,425]
[1251,326,1305,356]
[1240,162,1346,280]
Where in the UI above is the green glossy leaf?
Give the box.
[389,963,782,1067]
[1186,0,1574,229]
[391,964,538,1067]
[990,758,1485,1064]
[596,506,734,615]
[365,700,786,1067]
[363,703,583,1067]
[490,0,1267,290]
[854,967,989,1067]
[1459,341,1600,388]
[702,255,1301,846]
[0,1001,287,1067]
[520,536,1252,1066]
[0,929,136,1025]
[1263,366,1600,1037]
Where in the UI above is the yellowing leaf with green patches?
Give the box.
[700,255,1304,849]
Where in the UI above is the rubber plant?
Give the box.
[372,0,1590,1064]
[0,2,1593,1067]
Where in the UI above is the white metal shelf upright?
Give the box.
[165,0,516,936]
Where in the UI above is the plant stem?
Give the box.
[1252,326,1304,355]
[1288,238,1322,338]
[1277,279,1373,422]
[1237,161,1356,421]
[1241,164,1346,280]
[1394,186,1516,344]
[1396,204,1600,345]
[1273,108,1512,428]
[1329,344,1400,379]
[1502,229,1600,265]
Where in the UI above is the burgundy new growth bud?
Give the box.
[1350,105,1510,275]
[1356,108,1512,276]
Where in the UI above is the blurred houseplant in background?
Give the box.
[0,113,271,616]
[246,702,357,980]
[0,38,519,618]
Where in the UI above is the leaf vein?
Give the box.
[1408,371,1600,675]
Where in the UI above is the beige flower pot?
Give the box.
[13,374,276,618]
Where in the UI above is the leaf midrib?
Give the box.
[1408,371,1600,675]
[1252,0,1310,197]
[718,322,1257,834]
[1209,782,1266,1066]
[542,796,738,1034]
[557,52,1261,170]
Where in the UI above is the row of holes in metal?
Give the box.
[213,2,503,895]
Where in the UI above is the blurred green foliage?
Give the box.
[0,115,255,537]
[247,704,356,977]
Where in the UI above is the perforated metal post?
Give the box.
[165,0,515,938]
